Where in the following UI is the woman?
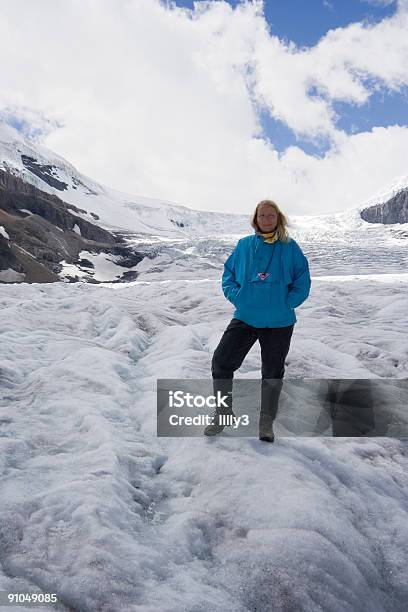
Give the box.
[204,199,311,442]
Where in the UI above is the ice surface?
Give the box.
[1,119,408,609]
[1,218,408,610]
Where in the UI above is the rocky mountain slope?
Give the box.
[360,185,408,225]
[0,121,250,283]
[0,169,144,283]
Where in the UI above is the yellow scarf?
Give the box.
[259,230,279,244]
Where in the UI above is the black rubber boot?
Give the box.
[204,386,235,437]
[259,413,275,443]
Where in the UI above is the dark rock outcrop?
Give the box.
[0,232,20,271]
[0,170,115,242]
[0,169,144,284]
[21,155,69,191]
[170,218,185,228]
[361,187,408,224]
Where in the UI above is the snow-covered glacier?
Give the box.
[1,203,408,611]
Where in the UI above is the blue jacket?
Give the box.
[222,234,311,328]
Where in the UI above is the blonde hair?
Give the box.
[250,199,290,242]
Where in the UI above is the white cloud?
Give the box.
[252,1,408,139]
[0,106,62,142]
[361,0,396,6]
[0,0,407,216]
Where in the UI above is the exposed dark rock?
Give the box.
[114,270,139,282]
[77,258,94,268]
[0,233,20,271]
[0,169,145,284]
[1,225,60,282]
[0,169,116,244]
[70,175,98,196]
[105,244,144,268]
[361,187,408,224]
[21,154,69,191]
[9,243,60,283]
[170,218,185,228]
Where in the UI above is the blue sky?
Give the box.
[174,0,396,47]
[173,0,407,156]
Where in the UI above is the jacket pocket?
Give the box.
[234,284,252,307]
[245,281,271,308]
[269,283,293,312]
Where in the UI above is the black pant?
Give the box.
[211,318,294,419]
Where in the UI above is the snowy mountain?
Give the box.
[0,121,249,237]
[358,172,408,216]
[361,182,408,225]
[0,121,251,284]
[2,120,408,285]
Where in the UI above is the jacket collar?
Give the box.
[251,236,293,285]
